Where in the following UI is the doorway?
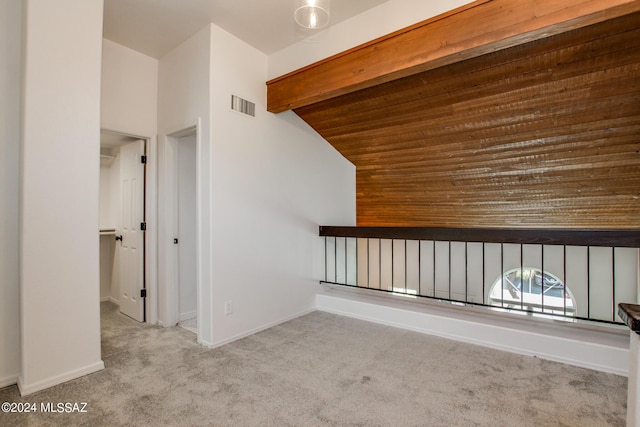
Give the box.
[99,130,148,322]
[176,132,197,333]
[162,125,200,338]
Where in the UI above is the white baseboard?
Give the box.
[0,374,18,389]
[316,287,630,376]
[100,296,110,302]
[109,296,119,304]
[206,307,316,349]
[179,311,197,322]
[17,360,105,396]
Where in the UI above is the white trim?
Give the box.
[207,308,316,349]
[109,296,120,304]
[145,135,159,325]
[17,361,105,396]
[316,288,630,376]
[0,374,18,389]
[100,296,110,302]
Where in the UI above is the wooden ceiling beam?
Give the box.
[266,0,640,113]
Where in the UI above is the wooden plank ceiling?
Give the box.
[268,0,640,228]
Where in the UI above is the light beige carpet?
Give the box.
[0,301,627,426]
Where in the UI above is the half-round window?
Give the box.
[488,268,576,317]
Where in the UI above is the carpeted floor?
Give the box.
[0,301,628,426]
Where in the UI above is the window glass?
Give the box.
[488,268,575,316]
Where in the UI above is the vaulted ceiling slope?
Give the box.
[267,0,640,228]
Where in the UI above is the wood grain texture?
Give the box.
[295,12,640,228]
[267,0,640,113]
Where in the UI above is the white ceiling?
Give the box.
[103,0,390,58]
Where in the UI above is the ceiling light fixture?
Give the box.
[294,0,330,29]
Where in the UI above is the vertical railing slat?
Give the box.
[465,242,468,303]
[448,241,452,300]
[482,242,486,305]
[367,238,370,289]
[334,237,338,284]
[342,237,346,283]
[391,239,394,292]
[541,245,545,314]
[612,247,616,322]
[418,240,422,296]
[433,241,436,298]
[379,239,382,290]
[324,236,327,283]
[587,246,591,319]
[563,245,567,316]
[500,243,504,308]
[520,244,524,310]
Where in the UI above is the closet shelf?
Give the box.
[100,154,116,167]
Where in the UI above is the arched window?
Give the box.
[488,268,576,316]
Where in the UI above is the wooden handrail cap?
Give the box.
[618,303,640,334]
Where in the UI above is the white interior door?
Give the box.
[118,140,145,322]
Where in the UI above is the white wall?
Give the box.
[101,38,158,137]
[19,0,104,395]
[157,23,355,347]
[0,0,22,388]
[208,24,355,346]
[268,0,475,79]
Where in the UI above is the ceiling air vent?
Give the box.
[231,95,255,117]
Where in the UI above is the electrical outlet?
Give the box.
[224,300,233,315]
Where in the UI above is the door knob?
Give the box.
[115,235,123,241]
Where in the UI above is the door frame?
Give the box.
[100,128,158,325]
[159,121,203,340]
